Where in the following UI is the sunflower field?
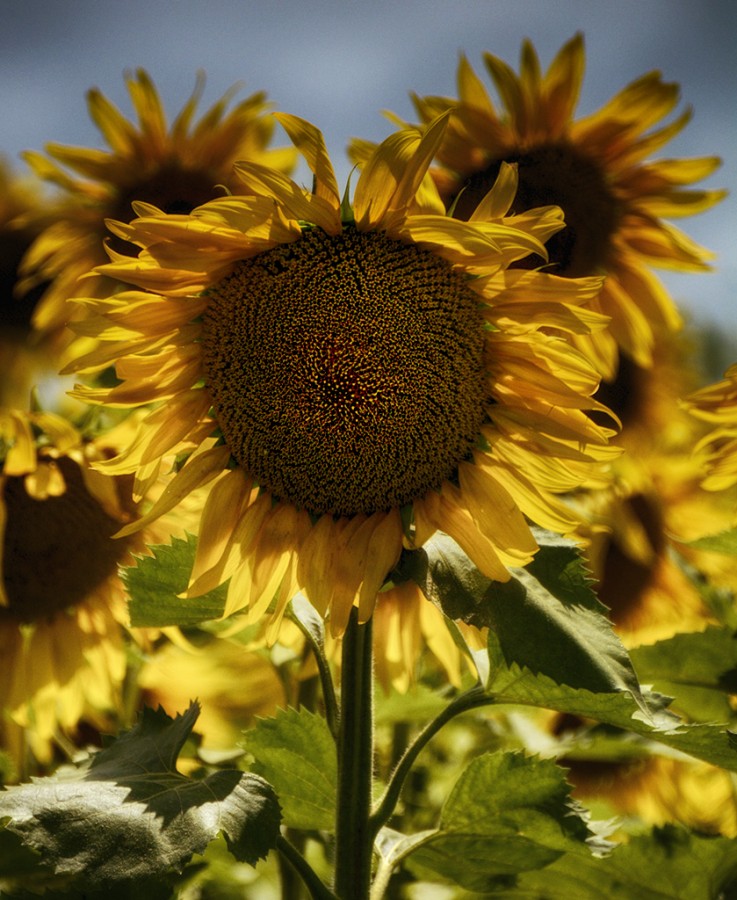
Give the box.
[1,21,737,900]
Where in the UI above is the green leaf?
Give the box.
[674,551,737,629]
[402,751,610,891]
[122,533,227,627]
[0,704,281,891]
[630,626,737,724]
[0,826,75,897]
[483,629,737,772]
[499,825,737,899]
[401,531,643,703]
[681,527,737,555]
[241,707,337,831]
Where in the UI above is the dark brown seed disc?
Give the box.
[202,227,487,517]
[450,142,622,277]
[1,456,133,622]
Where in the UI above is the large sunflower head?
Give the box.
[67,113,617,639]
[402,33,725,377]
[16,69,296,344]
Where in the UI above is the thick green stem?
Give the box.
[333,609,374,898]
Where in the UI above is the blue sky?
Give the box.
[2,0,735,338]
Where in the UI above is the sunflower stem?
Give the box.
[276,834,337,900]
[368,684,493,841]
[333,608,374,898]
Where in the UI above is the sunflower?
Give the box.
[569,330,735,644]
[684,363,737,493]
[551,716,737,837]
[401,33,724,377]
[0,407,177,767]
[16,69,295,346]
[67,113,617,640]
[137,636,286,753]
[0,158,72,412]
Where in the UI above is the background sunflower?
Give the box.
[2,0,733,348]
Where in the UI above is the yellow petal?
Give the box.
[458,461,537,565]
[188,468,253,587]
[273,113,340,209]
[192,491,271,601]
[115,444,231,538]
[357,509,403,623]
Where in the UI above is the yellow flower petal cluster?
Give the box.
[0,159,71,410]
[138,638,286,752]
[401,33,724,377]
[0,409,128,762]
[0,408,181,765]
[17,70,295,345]
[569,330,737,646]
[68,113,617,639]
[684,363,737,492]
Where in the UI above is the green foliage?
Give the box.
[483,628,737,772]
[396,751,609,891]
[241,706,337,831]
[630,625,737,723]
[494,825,737,899]
[400,530,643,701]
[122,532,227,626]
[682,527,737,555]
[0,704,281,894]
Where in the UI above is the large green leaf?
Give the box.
[122,533,227,626]
[400,531,643,703]
[241,706,337,831]
[483,629,737,772]
[400,751,610,891]
[496,825,737,899]
[630,626,737,724]
[0,704,280,892]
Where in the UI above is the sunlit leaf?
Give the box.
[681,527,737,555]
[483,629,737,772]
[122,533,227,626]
[241,707,337,831]
[630,625,737,724]
[401,531,643,703]
[0,704,280,891]
[402,751,611,891]
[501,825,737,899]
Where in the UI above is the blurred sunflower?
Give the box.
[551,716,737,837]
[684,362,737,493]
[0,159,71,412]
[0,407,177,766]
[401,33,724,377]
[574,331,735,644]
[67,113,617,641]
[137,637,286,752]
[16,69,295,347]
